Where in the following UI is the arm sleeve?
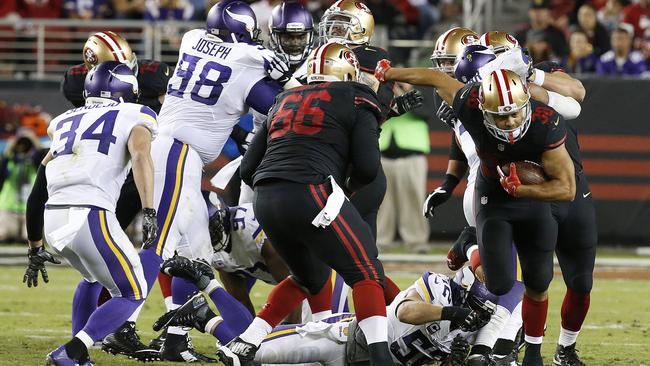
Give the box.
[240,122,268,187]
[449,133,467,163]
[26,164,48,241]
[246,77,282,115]
[349,108,380,185]
[546,91,581,120]
[452,83,483,125]
[545,113,568,150]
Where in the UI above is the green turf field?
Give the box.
[0,266,648,365]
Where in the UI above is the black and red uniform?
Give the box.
[240,81,384,293]
[61,60,171,113]
[61,60,171,229]
[452,82,567,296]
[536,61,596,329]
[348,45,395,238]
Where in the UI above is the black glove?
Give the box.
[445,335,470,366]
[391,89,424,116]
[436,101,456,128]
[142,208,158,249]
[230,125,254,156]
[465,296,497,332]
[423,174,460,218]
[23,246,61,287]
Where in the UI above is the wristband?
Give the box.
[441,306,472,323]
[531,69,545,86]
[441,173,461,192]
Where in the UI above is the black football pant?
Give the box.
[350,166,387,239]
[475,178,557,296]
[552,173,597,293]
[115,171,142,230]
[253,179,385,294]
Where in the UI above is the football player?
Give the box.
[219,42,393,366]
[59,31,174,357]
[157,269,495,366]
[376,63,576,366]
[24,61,157,366]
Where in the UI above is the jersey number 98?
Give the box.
[168,53,232,106]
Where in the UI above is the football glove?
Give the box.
[261,50,292,86]
[423,174,459,218]
[445,335,470,366]
[391,89,424,116]
[463,297,496,332]
[23,246,60,287]
[142,208,158,249]
[374,59,391,82]
[497,163,521,197]
[436,101,456,128]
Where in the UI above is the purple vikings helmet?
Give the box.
[453,44,496,84]
[206,1,261,44]
[269,1,314,67]
[83,61,139,103]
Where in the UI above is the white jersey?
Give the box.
[387,272,474,365]
[158,29,270,165]
[46,102,157,211]
[210,203,275,284]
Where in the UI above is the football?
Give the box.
[499,160,548,185]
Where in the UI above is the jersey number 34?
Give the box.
[52,110,118,157]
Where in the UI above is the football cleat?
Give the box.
[465,354,496,366]
[101,321,159,360]
[147,327,167,352]
[553,343,586,366]
[493,351,521,366]
[160,333,217,363]
[45,345,93,366]
[155,293,213,332]
[217,337,258,366]
[160,256,214,290]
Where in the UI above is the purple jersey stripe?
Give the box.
[330,272,347,313]
[88,209,141,300]
[421,272,435,302]
[139,105,158,120]
[154,139,188,256]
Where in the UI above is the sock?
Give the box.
[358,316,388,344]
[522,294,548,344]
[172,277,200,306]
[64,336,89,362]
[383,276,401,304]
[245,276,257,292]
[71,281,102,335]
[212,317,242,344]
[307,277,332,314]
[239,317,273,346]
[257,277,308,328]
[206,287,253,336]
[81,297,144,344]
[97,286,111,307]
[139,247,164,291]
[127,302,144,322]
[501,301,523,341]
[164,296,174,311]
[473,304,509,348]
[561,288,590,332]
[352,280,387,345]
[158,272,173,298]
[558,327,580,347]
[493,339,516,357]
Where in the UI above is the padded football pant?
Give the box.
[254,179,385,294]
[552,173,597,294]
[475,177,557,296]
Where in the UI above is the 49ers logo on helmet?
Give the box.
[84,47,97,66]
[343,50,359,69]
[462,34,478,45]
[354,1,371,13]
[505,33,517,45]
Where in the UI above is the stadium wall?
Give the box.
[2,78,648,244]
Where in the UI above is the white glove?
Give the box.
[260,49,292,84]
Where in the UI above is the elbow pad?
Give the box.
[547,91,581,120]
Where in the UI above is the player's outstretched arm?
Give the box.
[529,84,581,120]
[374,60,464,105]
[515,144,576,202]
[530,68,586,102]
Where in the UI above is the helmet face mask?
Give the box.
[431,27,479,75]
[83,31,138,74]
[318,1,374,45]
[482,104,532,144]
[208,194,231,252]
[269,1,314,66]
[306,43,360,84]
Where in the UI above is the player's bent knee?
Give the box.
[569,273,593,293]
[486,280,514,296]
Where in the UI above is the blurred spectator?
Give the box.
[621,0,649,39]
[0,129,43,243]
[377,84,430,252]
[598,0,629,33]
[575,4,611,54]
[1,0,19,18]
[564,29,599,73]
[17,0,62,18]
[516,0,569,61]
[250,0,283,43]
[64,0,112,19]
[597,23,647,75]
[112,0,145,19]
[145,0,194,21]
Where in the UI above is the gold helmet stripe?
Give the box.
[94,32,127,63]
